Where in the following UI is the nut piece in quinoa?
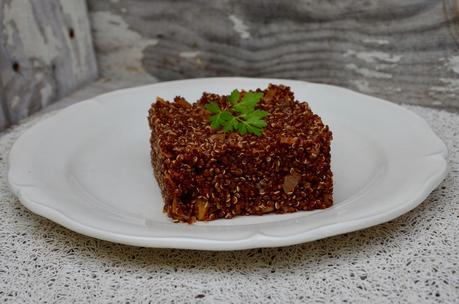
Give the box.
[148,84,333,223]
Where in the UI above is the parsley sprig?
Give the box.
[204,90,268,136]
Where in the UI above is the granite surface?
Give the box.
[0,82,458,303]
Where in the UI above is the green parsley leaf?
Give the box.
[246,124,262,136]
[208,114,222,129]
[208,109,232,129]
[245,111,268,128]
[205,89,268,136]
[233,91,263,113]
[228,89,240,105]
[238,123,247,135]
[204,102,221,114]
[220,110,233,121]
[223,116,239,132]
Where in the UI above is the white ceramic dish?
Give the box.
[8,78,447,250]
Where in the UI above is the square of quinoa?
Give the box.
[148,84,333,223]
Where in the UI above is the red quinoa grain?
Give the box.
[148,84,333,223]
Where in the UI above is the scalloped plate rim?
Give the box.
[8,77,448,250]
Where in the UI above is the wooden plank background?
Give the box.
[88,0,459,108]
[0,0,458,132]
[0,0,98,128]
[0,75,8,130]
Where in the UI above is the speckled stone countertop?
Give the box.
[0,81,457,303]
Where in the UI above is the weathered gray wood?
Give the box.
[43,77,156,113]
[0,0,98,129]
[88,0,459,108]
[0,74,9,130]
[22,77,459,120]
[0,89,9,131]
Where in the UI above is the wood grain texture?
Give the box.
[0,75,8,130]
[0,0,98,129]
[88,0,459,108]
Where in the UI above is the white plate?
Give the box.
[8,78,447,250]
